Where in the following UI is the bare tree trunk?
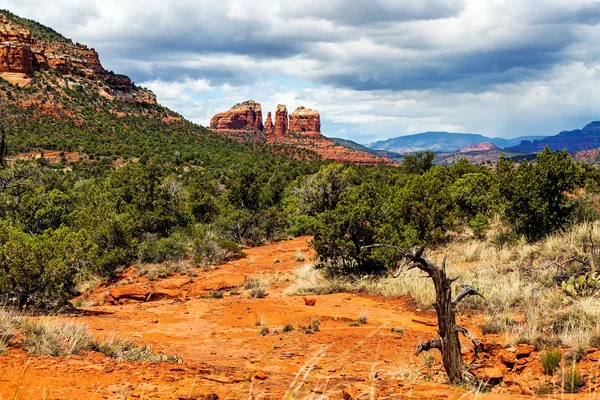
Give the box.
[364,244,483,384]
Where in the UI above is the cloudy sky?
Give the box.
[2,0,600,143]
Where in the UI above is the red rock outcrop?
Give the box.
[0,13,156,103]
[289,106,321,139]
[459,142,500,153]
[210,101,393,165]
[210,100,264,132]
[264,111,274,135]
[274,104,288,137]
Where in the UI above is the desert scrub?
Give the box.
[282,323,294,332]
[2,313,180,362]
[357,312,368,324]
[563,367,583,393]
[540,348,562,375]
[94,336,181,362]
[209,290,224,299]
[0,308,18,354]
[20,318,94,357]
[390,326,403,334]
[249,287,267,299]
[259,325,269,336]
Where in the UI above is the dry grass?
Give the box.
[0,308,180,362]
[290,220,600,357]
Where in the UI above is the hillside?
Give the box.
[0,12,331,166]
[509,121,600,152]
[330,137,404,162]
[367,131,544,153]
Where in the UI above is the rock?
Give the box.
[108,285,152,304]
[515,344,533,358]
[254,371,267,380]
[500,348,517,366]
[264,111,274,135]
[210,100,263,132]
[274,104,288,137]
[289,106,321,139]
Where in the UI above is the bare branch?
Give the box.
[454,325,478,361]
[452,284,485,306]
[415,339,442,356]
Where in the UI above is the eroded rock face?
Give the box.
[274,104,288,137]
[0,13,156,103]
[210,101,392,164]
[289,106,321,139]
[210,100,264,131]
[264,111,274,134]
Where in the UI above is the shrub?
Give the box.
[357,312,368,324]
[540,348,562,375]
[282,323,294,332]
[209,290,223,299]
[390,326,403,334]
[563,367,583,393]
[20,318,94,357]
[565,345,587,363]
[249,288,267,299]
[259,325,269,336]
[138,235,186,263]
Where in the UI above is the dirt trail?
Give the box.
[0,237,595,399]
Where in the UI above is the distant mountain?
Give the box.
[508,122,600,152]
[330,138,403,162]
[367,132,545,153]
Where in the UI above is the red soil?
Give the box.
[0,237,598,399]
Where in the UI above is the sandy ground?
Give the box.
[1,237,598,399]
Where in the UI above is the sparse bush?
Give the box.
[348,321,360,327]
[20,318,94,357]
[282,323,294,332]
[209,290,223,299]
[565,345,587,363]
[259,325,269,336]
[357,312,368,324]
[563,367,583,393]
[311,319,320,332]
[249,288,267,299]
[95,336,181,362]
[422,353,435,368]
[540,348,562,375]
[391,326,403,334]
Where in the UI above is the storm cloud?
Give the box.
[1,0,600,141]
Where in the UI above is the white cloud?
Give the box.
[1,0,600,142]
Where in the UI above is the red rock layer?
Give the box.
[0,13,156,104]
[274,104,288,137]
[210,100,264,132]
[210,100,393,165]
[264,111,274,135]
[289,106,321,139]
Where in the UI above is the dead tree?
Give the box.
[364,244,484,384]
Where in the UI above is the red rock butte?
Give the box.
[209,100,394,165]
[0,13,156,103]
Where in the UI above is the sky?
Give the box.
[2,0,600,143]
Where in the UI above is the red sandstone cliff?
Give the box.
[274,104,288,138]
[264,111,274,135]
[210,100,264,132]
[289,106,321,139]
[210,101,392,165]
[0,13,155,103]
